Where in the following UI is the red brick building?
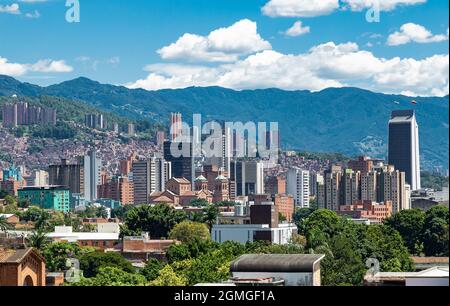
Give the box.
[274,194,295,222]
[0,248,46,286]
[338,200,393,224]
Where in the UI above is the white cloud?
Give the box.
[0,3,21,14]
[30,60,73,73]
[262,0,339,17]
[0,57,28,76]
[107,56,121,65]
[387,23,449,46]
[342,0,427,11]
[0,57,73,76]
[261,0,426,17]
[284,21,310,37]
[25,10,40,18]
[157,19,272,62]
[127,42,449,97]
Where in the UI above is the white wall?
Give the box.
[232,272,316,286]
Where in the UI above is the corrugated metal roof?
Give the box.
[230,254,325,273]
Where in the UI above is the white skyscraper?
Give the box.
[388,110,421,191]
[287,168,310,208]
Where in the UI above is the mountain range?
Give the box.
[0,75,448,170]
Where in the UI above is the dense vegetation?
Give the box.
[77,206,448,286]
[421,171,449,191]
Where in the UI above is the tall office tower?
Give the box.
[348,156,373,175]
[48,159,84,195]
[318,165,343,211]
[2,103,18,127]
[342,169,360,205]
[170,112,183,141]
[82,150,102,202]
[388,110,421,191]
[132,157,170,205]
[230,161,264,197]
[286,168,310,208]
[361,170,377,202]
[163,140,194,184]
[378,165,407,213]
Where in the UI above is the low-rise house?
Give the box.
[212,202,297,245]
[118,233,179,264]
[48,226,120,250]
[230,254,325,286]
[0,214,20,224]
[365,266,449,286]
[0,247,46,286]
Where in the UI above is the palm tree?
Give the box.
[26,230,51,250]
[0,215,12,232]
[35,212,51,231]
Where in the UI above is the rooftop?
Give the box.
[230,254,325,273]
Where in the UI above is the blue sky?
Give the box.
[0,0,448,96]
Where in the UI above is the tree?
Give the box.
[26,230,51,250]
[422,206,449,256]
[3,195,16,206]
[71,267,147,286]
[0,215,12,232]
[293,207,316,229]
[43,242,81,272]
[0,190,8,199]
[169,221,210,243]
[385,209,425,255]
[79,251,135,278]
[362,225,414,272]
[278,212,287,223]
[111,205,134,221]
[124,204,187,239]
[149,265,187,286]
[141,258,165,281]
[203,205,219,230]
[189,199,209,207]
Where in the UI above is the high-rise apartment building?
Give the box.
[388,110,421,191]
[378,165,407,213]
[286,168,310,208]
[85,114,106,130]
[2,102,56,127]
[361,170,377,202]
[348,156,373,174]
[49,159,84,195]
[318,165,342,211]
[342,169,360,205]
[83,150,102,202]
[132,158,171,205]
